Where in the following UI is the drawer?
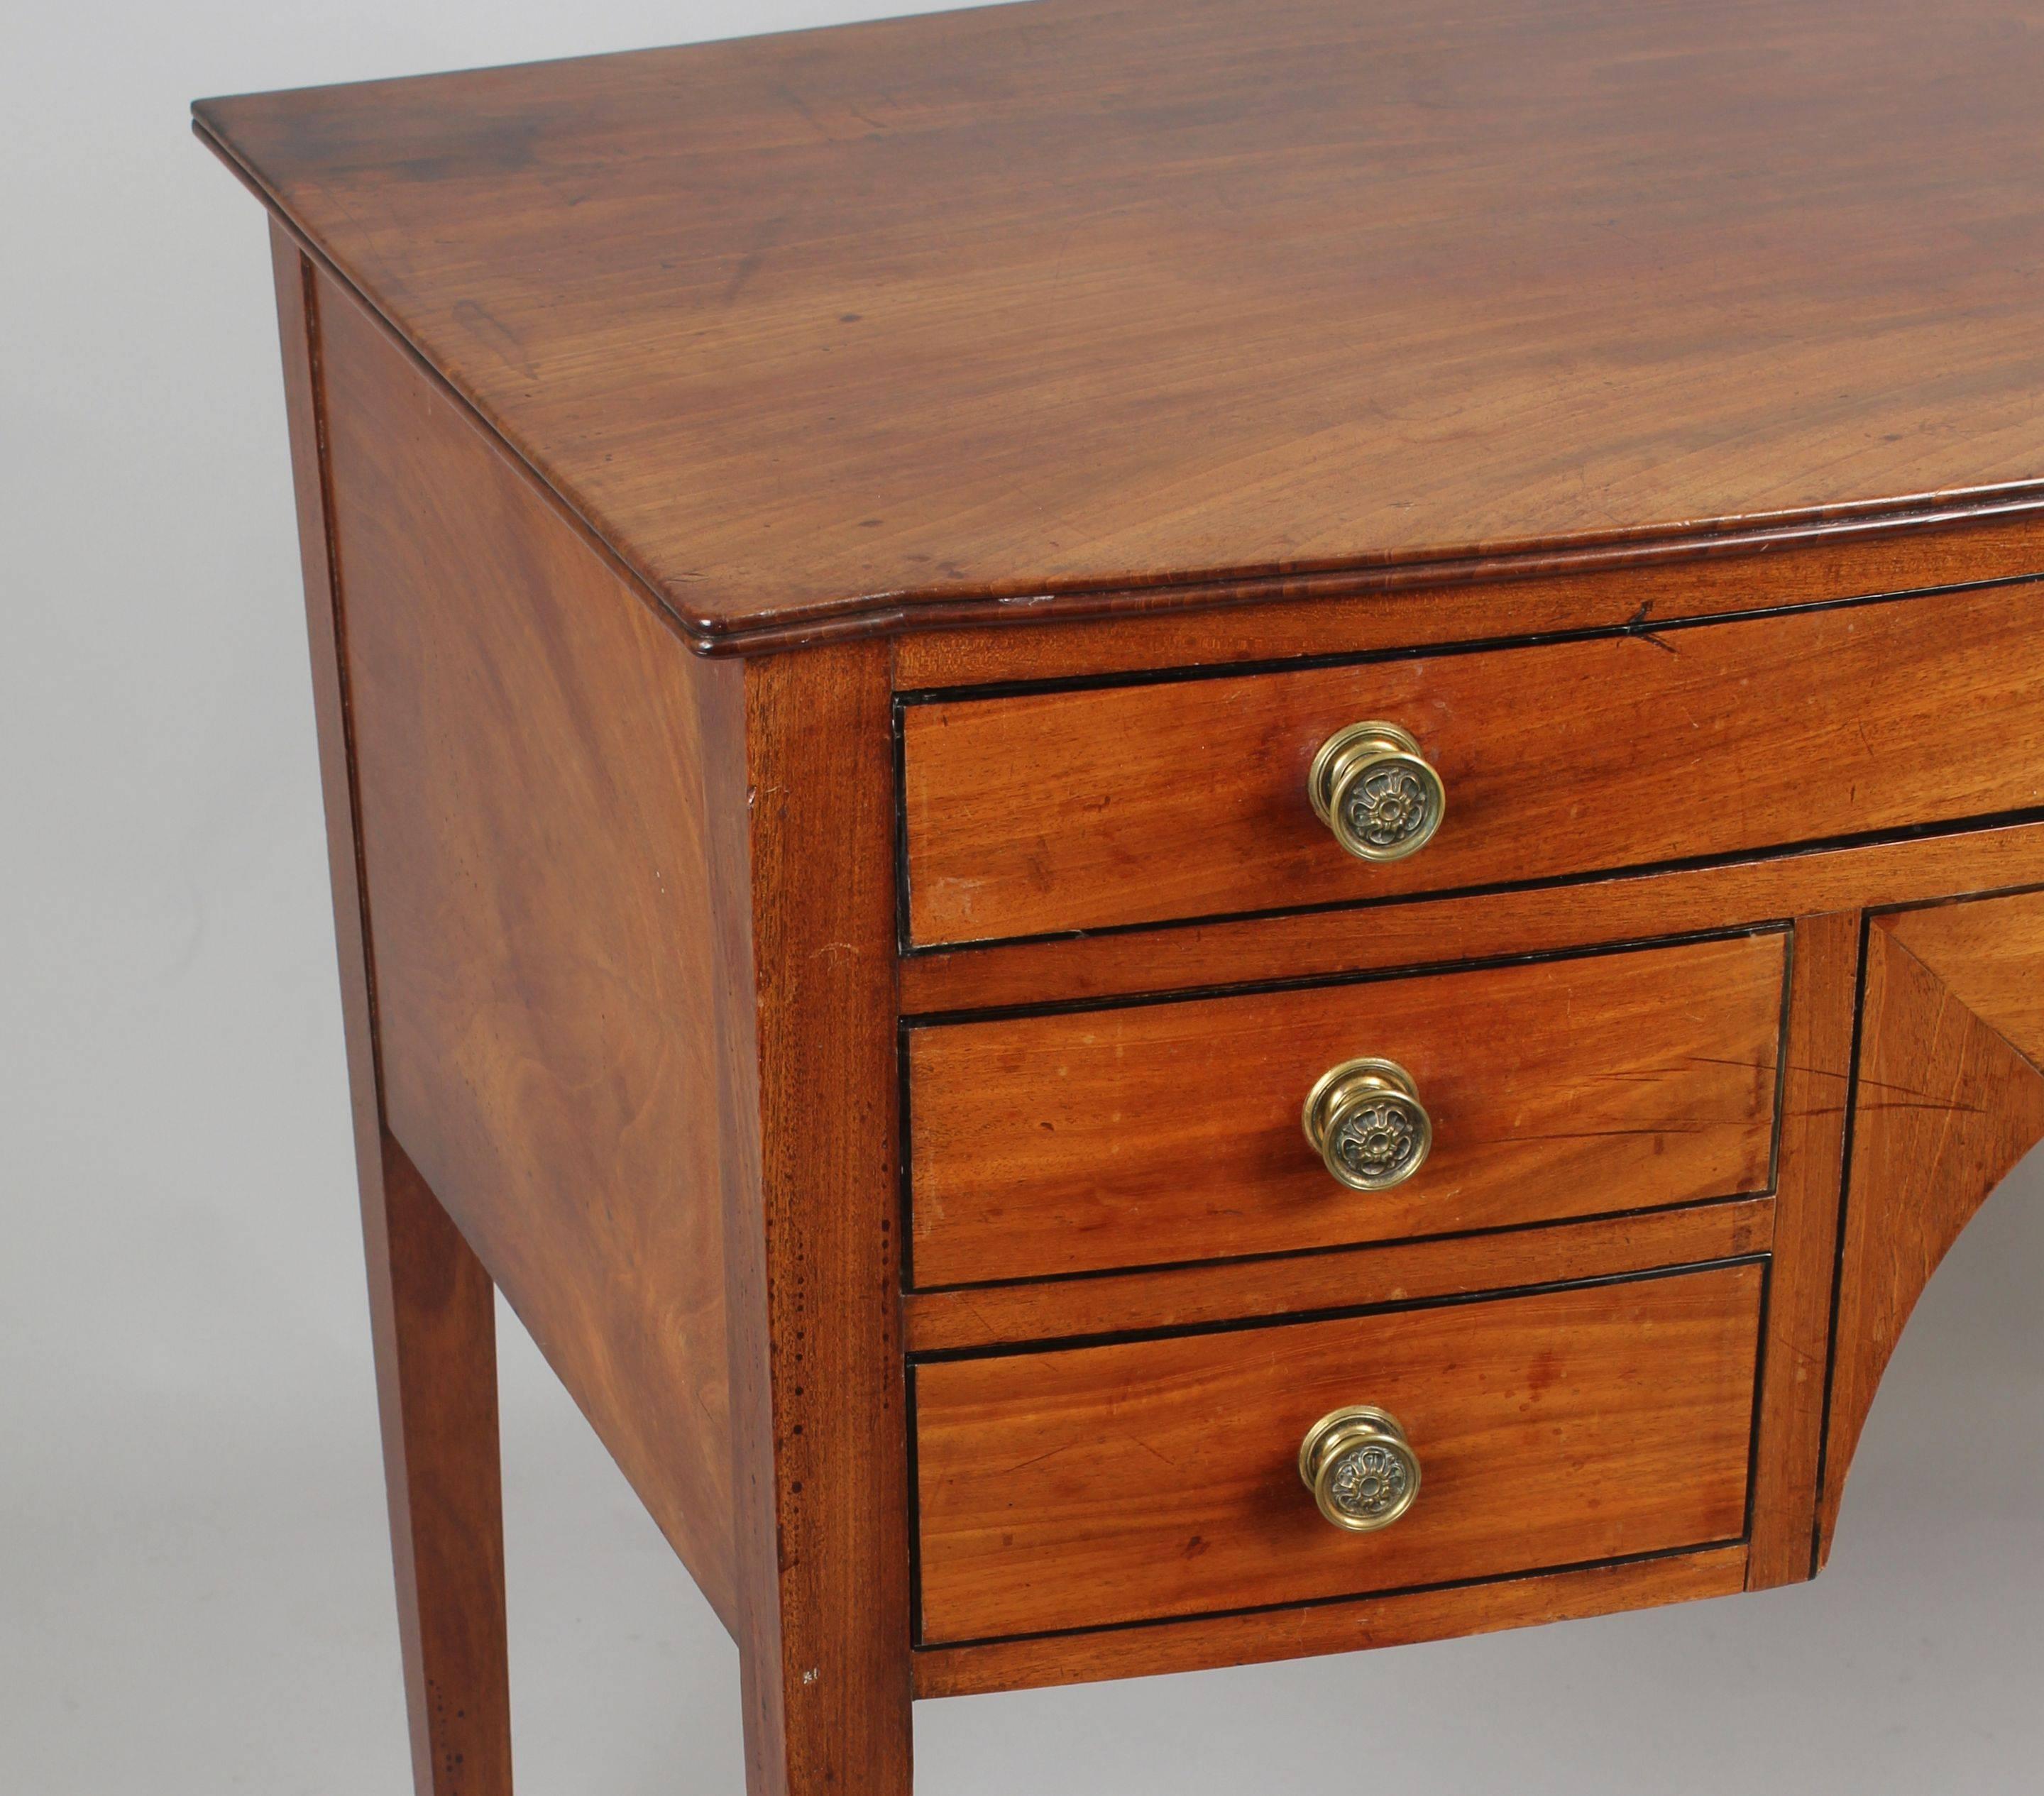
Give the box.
[908,931,1784,1288]
[914,1261,1764,1643]
[900,583,2044,946]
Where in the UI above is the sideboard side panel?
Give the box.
[272,224,517,1796]
[311,267,742,1628]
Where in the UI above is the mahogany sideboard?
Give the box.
[197,1,2044,1788]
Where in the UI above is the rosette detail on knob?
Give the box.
[1299,1406,1422,1532]
[1308,722,1445,861]
[1302,1057,1433,1191]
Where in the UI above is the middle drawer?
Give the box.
[907,930,1785,1287]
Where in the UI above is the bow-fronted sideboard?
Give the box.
[197,1,2044,1787]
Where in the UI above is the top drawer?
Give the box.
[901,583,2044,947]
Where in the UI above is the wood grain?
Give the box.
[729,645,914,1796]
[198,0,2044,649]
[268,228,385,1214]
[307,248,917,1787]
[1745,913,1862,1590]
[915,1264,1763,1643]
[901,818,2044,1018]
[909,933,1784,1287]
[272,229,513,1795]
[893,513,2044,689]
[905,1196,1774,1355]
[207,0,2044,1756]
[913,1545,1750,1699]
[903,584,2044,945]
[312,266,740,1626]
[368,1138,515,1795]
[1819,900,2044,1563]
[1884,888,2044,1067]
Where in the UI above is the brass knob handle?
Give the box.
[1303,1057,1432,1191]
[1300,1406,1422,1532]
[1308,722,1445,861]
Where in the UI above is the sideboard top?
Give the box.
[198,0,2044,652]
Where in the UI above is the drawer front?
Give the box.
[915,1262,1763,1643]
[901,583,2044,946]
[908,931,1784,1288]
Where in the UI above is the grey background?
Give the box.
[4,1,2041,1789]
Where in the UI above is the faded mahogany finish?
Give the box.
[273,241,915,1792]
[314,265,742,1621]
[198,0,2044,650]
[205,3,2044,1791]
[915,1265,1764,1643]
[902,586,2044,946]
[909,933,1784,1286]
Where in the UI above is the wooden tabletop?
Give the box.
[197,0,2044,650]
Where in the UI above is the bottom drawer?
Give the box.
[914,1262,1763,1644]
